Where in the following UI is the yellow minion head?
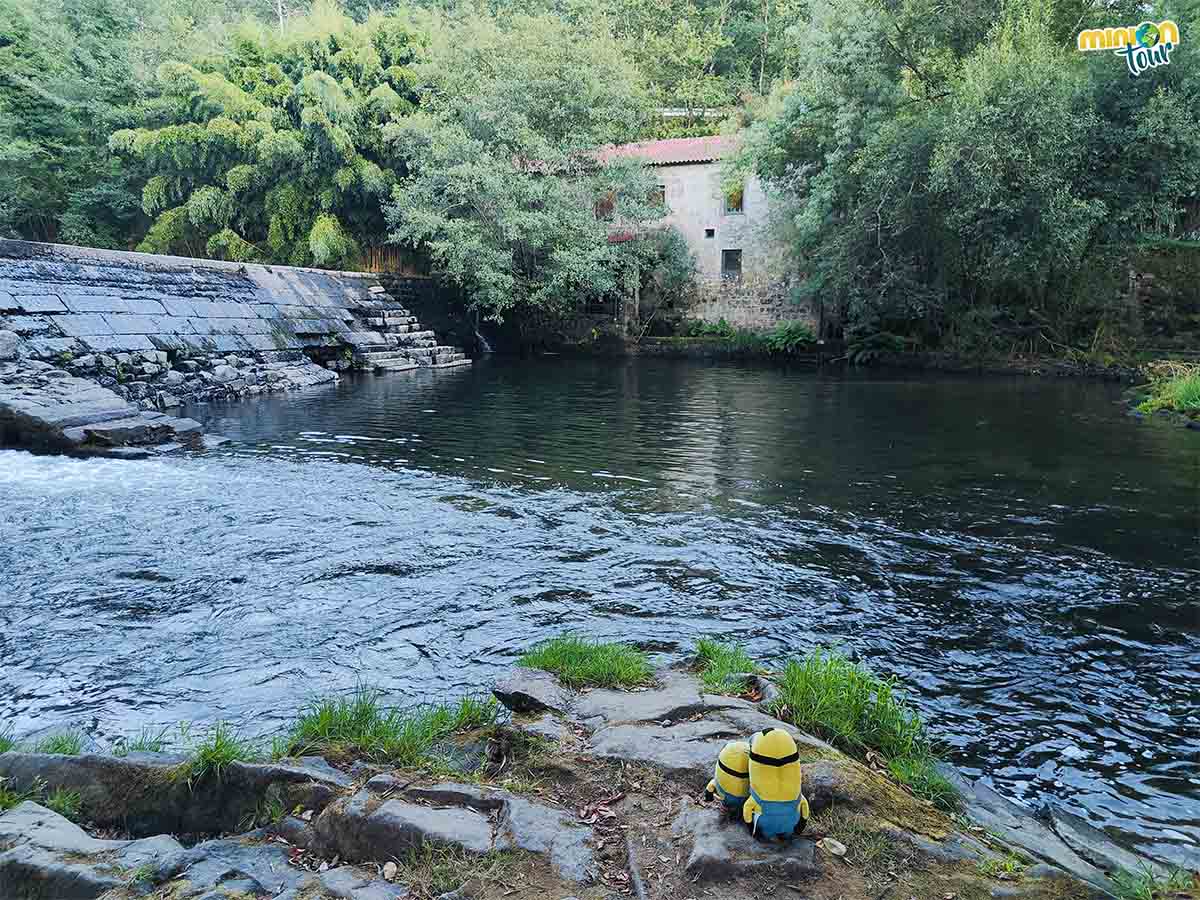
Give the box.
[748,728,802,803]
[714,740,751,799]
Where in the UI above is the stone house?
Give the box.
[597,135,800,330]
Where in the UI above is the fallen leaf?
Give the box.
[817,838,848,857]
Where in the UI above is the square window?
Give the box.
[721,249,743,278]
[725,185,744,215]
[704,228,715,239]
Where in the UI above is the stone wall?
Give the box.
[0,240,470,455]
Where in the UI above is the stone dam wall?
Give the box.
[0,240,470,456]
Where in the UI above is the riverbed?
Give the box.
[0,358,1196,864]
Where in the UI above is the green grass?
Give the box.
[1109,864,1196,900]
[277,687,500,768]
[32,732,84,755]
[44,787,82,820]
[977,852,1028,880]
[112,726,172,757]
[395,845,521,900]
[518,635,653,689]
[1137,369,1200,414]
[0,725,14,754]
[0,776,42,812]
[694,638,757,694]
[178,722,259,788]
[768,648,960,811]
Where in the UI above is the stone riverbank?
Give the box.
[0,665,1172,900]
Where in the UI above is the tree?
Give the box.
[111,0,421,267]
[384,12,665,320]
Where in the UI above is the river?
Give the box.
[0,358,1196,865]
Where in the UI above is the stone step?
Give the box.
[373,360,419,373]
[364,316,417,329]
[431,358,473,369]
[361,350,412,363]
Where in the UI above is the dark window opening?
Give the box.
[721,249,743,278]
[725,185,744,215]
[704,228,715,238]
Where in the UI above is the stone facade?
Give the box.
[600,136,810,331]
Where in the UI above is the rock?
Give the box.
[315,790,494,860]
[73,354,96,370]
[818,836,847,856]
[164,369,185,386]
[320,865,409,900]
[383,860,398,881]
[589,719,741,785]
[141,362,161,376]
[516,713,570,743]
[115,352,132,365]
[1045,803,1164,877]
[97,354,116,369]
[157,391,181,409]
[493,667,571,715]
[496,794,595,883]
[318,781,596,884]
[945,770,1111,890]
[0,752,350,837]
[671,801,817,880]
[574,670,705,725]
[0,330,22,360]
[0,801,183,900]
[212,364,238,383]
[179,360,200,372]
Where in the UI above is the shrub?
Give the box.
[764,320,816,354]
[518,635,653,689]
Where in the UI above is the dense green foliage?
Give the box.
[4,0,1200,343]
[383,12,668,320]
[731,0,1200,354]
[111,2,422,266]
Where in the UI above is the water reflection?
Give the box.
[0,358,1196,865]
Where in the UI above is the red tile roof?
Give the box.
[596,135,738,166]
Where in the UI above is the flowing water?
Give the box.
[1,358,1197,864]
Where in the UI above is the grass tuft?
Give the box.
[1109,864,1197,900]
[179,722,259,788]
[0,776,43,812]
[518,635,653,689]
[278,687,500,768]
[44,787,83,821]
[977,852,1028,880]
[112,726,172,758]
[1137,362,1200,415]
[32,732,84,756]
[694,638,757,694]
[0,725,14,755]
[769,647,960,811]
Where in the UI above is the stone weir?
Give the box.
[0,240,470,457]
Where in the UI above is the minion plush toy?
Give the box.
[704,740,751,816]
[742,728,810,840]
